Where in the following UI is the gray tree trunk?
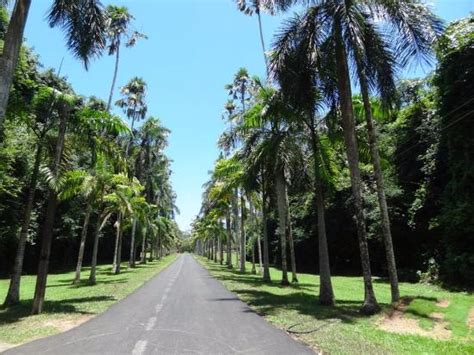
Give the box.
[287,213,298,283]
[3,143,42,305]
[32,103,68,315]
[334,21,379,314]
[129,219,137,268]
[88,214,101,285]
[73,202,92,284]
[226,212,232,268]
[309,125,334,305]
[261,177,271,282]
[355,59,400,304]
[107,44,120,112]
[275,167,289,285]
[0,0,32,139]
[239,193,246,273]
[111,214,122,274]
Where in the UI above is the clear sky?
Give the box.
[23,0,473,231]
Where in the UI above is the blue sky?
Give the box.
[23,0,473,231]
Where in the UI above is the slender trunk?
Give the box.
[3,143,42,305]
[240,193,246,273]
[251,240,256,274]
[0,0,32,139]
[334,22,379,314]
[287,215,298,283]
[111,214,122,274]
[219,235,224,265]
[129,219,137,268]
[355,58,400,304]
[232,190,240,269]
[309,124,334,305]
[256,9,268,75]
[73,202,92,285]
[226,211,232,268]
[88,212,102,285]
[262,174,271,282]
[141,230,147,264]
[32,105,68,315]
[107,45,120,112]
[275,167,289,286]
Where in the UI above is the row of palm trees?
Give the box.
[193,0,443,314]
[2,3,179,314]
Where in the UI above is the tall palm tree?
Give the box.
[225,68,254,273]
[32,90,76,315]
[3,85,61,306]
[271,0,443,307]
[0,0,106,140]
[272,51,336,304]
[105,5,146,111]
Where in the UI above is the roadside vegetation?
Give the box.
[199,256,474,354]
[0,2,180,341]
[0,254,177,346]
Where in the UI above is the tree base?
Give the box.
[281,279,290,286]
[360,301,381,315]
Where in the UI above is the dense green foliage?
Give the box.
[193,11,474,304]
[0,4,179,313]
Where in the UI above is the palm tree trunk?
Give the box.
[111,214,122,274]
[309,125,334,305]
[256,8,268,75]
[73,202,92,284]
[232,190,240,269]
[226,211,232,268]
[88,213,101,285]
[262,174,271,282]
[334,21,379,314]
[141,230,147,264]
[219,235,224,265]
[240,193,246,273]
[356,59,400,304]
[275,167,289,286]
[107,44,120,112]
[129,219,137,268]
[32,105,68,315]
[287,215,298,283]
[0,0,32,139]
[251,240,256,274]
[3,143,42,306]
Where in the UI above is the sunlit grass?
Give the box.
[198,256,474,354]
[0,254,177,345]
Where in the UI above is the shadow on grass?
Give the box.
[0,296,114,324]
[204,259,443,325]
[203,261,368,324]
[48,278,128,288]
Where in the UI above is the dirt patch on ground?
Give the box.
[467,307,474,329]
[378,297,451,340]
[43,315,92,332]
[0,341,14,352]
[436,299,450,308]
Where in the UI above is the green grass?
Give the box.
[0,254,177,345]
[198,256,474,354]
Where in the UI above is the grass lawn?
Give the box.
[0,254,177,346]
[198,256,474,354]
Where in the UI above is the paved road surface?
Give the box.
[5,254,314,354]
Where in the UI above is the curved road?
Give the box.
[5,254,314,354]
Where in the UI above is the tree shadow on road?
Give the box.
[0,296,114,325]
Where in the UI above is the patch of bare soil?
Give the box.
[0,341,14,352]
[43,315,92,332]
[467,307,474,329]
[378,297,452,340]
[436,299,450,308]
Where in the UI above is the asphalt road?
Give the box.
[5,254,314,354]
